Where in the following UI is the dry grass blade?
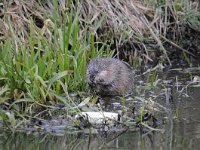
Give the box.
[80,0,151,34]
[78,0,174,64]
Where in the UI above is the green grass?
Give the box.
[0,9,111,101]
[0,2,114,128]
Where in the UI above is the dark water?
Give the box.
[0,72,200,150]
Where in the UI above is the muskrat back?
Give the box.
[86,58,134,96]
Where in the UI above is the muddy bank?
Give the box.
[0,70,200,150]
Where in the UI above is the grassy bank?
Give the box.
[0,0,199,129]
[0,0,115,128]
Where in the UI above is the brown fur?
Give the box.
[86,58,134,96]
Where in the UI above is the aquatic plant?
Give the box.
[0,0,114,128]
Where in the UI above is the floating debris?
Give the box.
[75,112,119,125]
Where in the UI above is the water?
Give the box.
[0,71,200,150]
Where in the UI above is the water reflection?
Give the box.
[0,85,200,149]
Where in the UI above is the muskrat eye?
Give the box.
[94,70,99,74]
[97,79,105,84]
[99,79,104,82]
[88,83,94,88]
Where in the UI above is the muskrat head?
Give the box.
[87,70,114,94]
[86,59,113,93]
[87,60,106,85]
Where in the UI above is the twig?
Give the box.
[160,35,196,57]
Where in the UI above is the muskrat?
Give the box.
[86,58,134,96]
